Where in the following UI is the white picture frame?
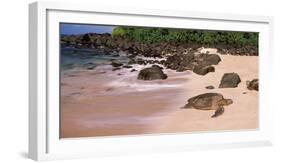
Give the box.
[29,1,274,161]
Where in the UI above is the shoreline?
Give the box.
[60,48,258,138]
[61,63,191,138]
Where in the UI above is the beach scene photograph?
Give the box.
[60,23,259,138]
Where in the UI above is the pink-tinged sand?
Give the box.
[60,51,258,138]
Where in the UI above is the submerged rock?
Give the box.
[130,69,137,72]
[111,62,123,67]
[137,66,168,80]
[128,59,136,65]
[219,73,241,88]
[123,65,133,68]
[247,79,259,91]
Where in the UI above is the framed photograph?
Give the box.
[29,1,274,161]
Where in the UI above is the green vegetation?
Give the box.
[111,26,258,47]
[112,27,126,37]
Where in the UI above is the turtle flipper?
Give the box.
[181,103,192,109]
[211,107,224,118]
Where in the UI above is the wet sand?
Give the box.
[60,48,258,138]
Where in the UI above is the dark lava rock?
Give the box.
[130,69,137,72]
[228,48,237,55]
[219,73,241,88]
[164,52,195,71]
[217,49,228,55]
[112,54,120,57]
[193,65,215,75]
[176,67,189,72]
[195,54,221,66]
[137,66,168,80]
[152,60,160,64]
[247,79,259,91]
[152,64,163,70]
[205,85,215,89]
[111,62,123,67]
[128,59,136,65]
[86,66,96,70]
[123,65,133,68]
[112,67,121,71]
[136,58,146,65]
[204,54,221,65]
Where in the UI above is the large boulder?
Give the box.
[204,54,221,65]
[247,79,259,91]
[219,73,241,88]
[195,54,221,66]
[137,66,168,80]
[193,65,215,75]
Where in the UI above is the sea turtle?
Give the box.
[181,93,233,118]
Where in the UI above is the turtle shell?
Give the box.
[187,93,224,110]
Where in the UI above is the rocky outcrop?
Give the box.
[216,45,258,56]
[137,66,168,80]
[164,52,195,71]
[219,73,241,88]
[61,33,258,78]
[61,33,258,58]
[247,79,259,91]
[163,52,221,75]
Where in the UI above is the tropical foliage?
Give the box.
[111,26,258,47]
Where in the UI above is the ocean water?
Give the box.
[60,47,129,71]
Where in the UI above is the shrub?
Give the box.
[112,27,126,37]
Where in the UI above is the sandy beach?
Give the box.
[60,48,258,138]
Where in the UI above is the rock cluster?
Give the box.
[62,33,259,78]
[61,33,259,57]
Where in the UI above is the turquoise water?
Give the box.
[60,47,129,71]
